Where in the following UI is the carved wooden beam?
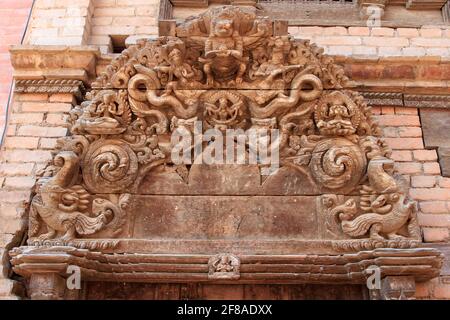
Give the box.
[10,246,443,285]
[406,0,447,9]
[10,46,101,84]
[14,79,86,101]
[169,0,256,6]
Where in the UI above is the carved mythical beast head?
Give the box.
[212,18,235,37]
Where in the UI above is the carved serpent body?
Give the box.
[249,73,323,118]
[128,65,200,119]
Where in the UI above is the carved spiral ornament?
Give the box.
[82,140,139,193]
[309,138,366,191]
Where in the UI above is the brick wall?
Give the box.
[373,106,450,299]
[26,0,94,46]
[0,93,74,299]
[0,0,33,145]
[89,0,160,53]
[24,0,160,52]
[290,26,450,57]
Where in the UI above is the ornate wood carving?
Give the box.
[14,80,86,101]
[11,6,443,299]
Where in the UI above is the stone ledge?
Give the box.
[10,46,101,84]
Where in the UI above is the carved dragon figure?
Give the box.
[29,151,124,241]
[340,192,417,240]
[334,152,419,240]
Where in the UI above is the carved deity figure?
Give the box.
[204,91,245,129]
[200,17,247,86]
[214,255,235,272]
[155,47,201,92]
[254,36,300,82]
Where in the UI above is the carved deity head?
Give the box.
[212,18,235,37]
[314,91,360,136]
[168,48,184,66]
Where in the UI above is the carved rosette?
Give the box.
[28,5,418,248]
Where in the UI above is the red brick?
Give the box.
[0,190,31,204]
[422,227,449,242]
[45,113,69,125]
[420,201,448,213]
[382,127,398,137]
[371,106,381,115]
[5,124,16,136]
[349,65,384,80]
[410,188,450,201]
[438,177,450,188]
[413,150,438,161]
[21,102,72,112]
[395,162,422,175]
[3,177,36,189]
[9,113,44,124]
[423,163,441,175]
[375,115,421,127]
[418,213,450,227]
[384,138,424,150]
[17,125,67,137]
[49,93,76,104]
[415,282,431,298]
[395,107,418,115]
[412,176,436,188]
[381,106,395,114]
[382,65,415,80]
[433,284,450,299]
[16,93,48,102]
[391,150,413,162]
[0,163,34,176]
[398,127,422,138]
[3,149,52,163]
[4,137,39,149]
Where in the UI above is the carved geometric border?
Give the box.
[14,79,86,101]
[362,92,450,109]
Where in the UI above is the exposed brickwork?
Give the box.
[375,106,450,299]
[0,0,33,147]
[26,0,94,46]
[289,26,450,58]
[89,0,160,53]
[0,0,34,300]
[0,93,74,299]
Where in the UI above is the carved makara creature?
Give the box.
[340,192,417,240]
[29,151,129,242]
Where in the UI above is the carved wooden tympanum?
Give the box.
[10,6,443,300]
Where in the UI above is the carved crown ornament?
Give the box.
[10,6,443,293]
